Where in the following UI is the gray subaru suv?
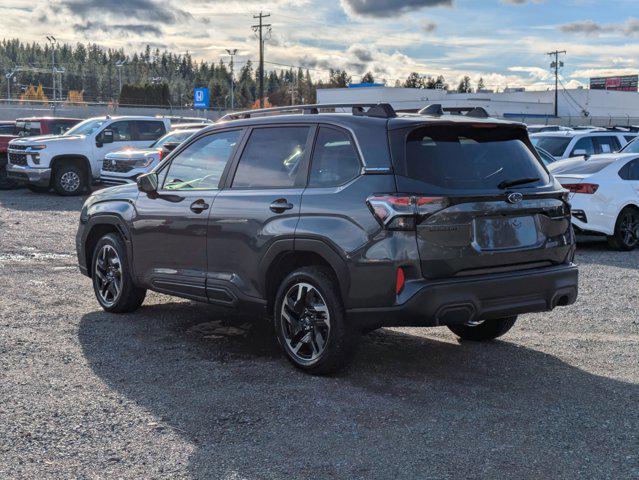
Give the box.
[76,103,578,374]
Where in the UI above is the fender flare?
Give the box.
[81,212,134,278]
[259,237,350,301]
[51,154,93,184]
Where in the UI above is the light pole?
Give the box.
[115,60,126,99]
[46,36,56,101]
[225,48,237,110]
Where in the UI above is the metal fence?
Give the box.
[0,99,223,122]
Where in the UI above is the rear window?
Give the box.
[553,160,614,175]
[530,136,571,156]
[399,125,549,192]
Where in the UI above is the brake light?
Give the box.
[158,148,164,161]
[366,194,448,230]
[562,183,599,194]
[396,267,405,295]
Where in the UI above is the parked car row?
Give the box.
[4,115,208,195]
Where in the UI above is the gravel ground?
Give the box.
[0,188,637,480]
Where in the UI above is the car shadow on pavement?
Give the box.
[78,302,638,479]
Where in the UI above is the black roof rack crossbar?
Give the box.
[418,104,491,119]
[220,103,397,121]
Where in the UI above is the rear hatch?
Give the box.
[389,122,573,278]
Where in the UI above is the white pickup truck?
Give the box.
[6,116,170,195]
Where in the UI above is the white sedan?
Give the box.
[550,154,639,250]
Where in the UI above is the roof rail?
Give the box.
[417,104,491,119]
[220,103,397,121]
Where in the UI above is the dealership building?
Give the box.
[317,77,639,123]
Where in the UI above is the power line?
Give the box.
[252,11,271,108]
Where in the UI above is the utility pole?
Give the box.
[226,48,237,110]
[46,36,56,101]
[252,12,271,108]
[547,50,566,117]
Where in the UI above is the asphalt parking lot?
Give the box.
[0,188,637,479]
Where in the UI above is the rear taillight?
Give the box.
[366,194,448,230]
[396,267,405,295]
[562,183,599,194]
[158,148,164,161]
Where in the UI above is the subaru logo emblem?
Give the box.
[507,192,523,204]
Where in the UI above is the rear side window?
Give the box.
[232,127,310,188]
[309,127,360,187]
[619,159,639,180]
[399,125,549,192]
[137,121,166,141]
[531,136,570,156]
[593,136,620,154]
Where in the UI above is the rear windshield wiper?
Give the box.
[498,177,540,189]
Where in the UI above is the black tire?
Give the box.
[27,185,50,193]
[92,233,146,313]
[53,162,86,196]
[607,207,639,251]
[447,316,517,342]
[273,266,356,375]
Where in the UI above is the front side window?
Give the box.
[570,137,595,157]
[108,121,134,142]
[232,127,310,188]
[309,127,360,187]
[163,130,242,191]
[136,121,166,141]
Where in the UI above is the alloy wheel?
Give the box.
[280,282,331,364]
[94,245,122,307]
[619,210,639,248]
[60,171,80,193]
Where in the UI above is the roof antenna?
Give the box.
[418,104,444,116]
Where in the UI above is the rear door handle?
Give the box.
[269,198,294,213]
[190,199,209,214]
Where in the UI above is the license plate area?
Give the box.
[473,215,539,251]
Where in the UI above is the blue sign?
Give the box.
[194,88,210,109]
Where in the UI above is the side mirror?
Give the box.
[137,172,158,193]
[162,142,180,154]
[97,129,114,146]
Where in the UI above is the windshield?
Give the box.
[150,130,195,148]
[621,137,639,153]
[530,136,571,157]
[64,118,108,136]
[397,125,549,193]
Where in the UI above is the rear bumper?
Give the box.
[346,264,578,329]
[6,164,51,186]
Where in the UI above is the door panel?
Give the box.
[131,129,243,298]
[206,125,314,301]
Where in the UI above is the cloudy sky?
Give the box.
[2,0,638,90]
